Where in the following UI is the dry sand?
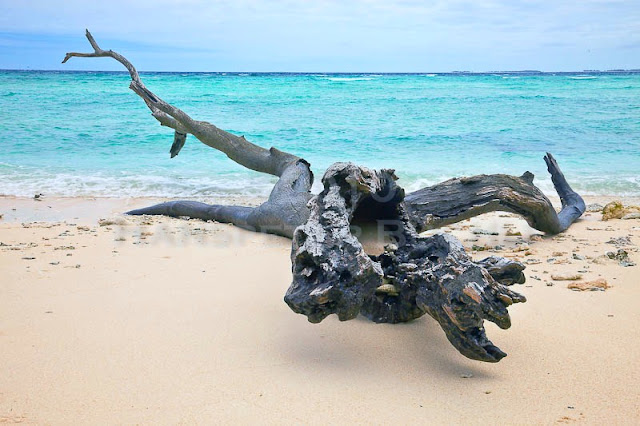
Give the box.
[1,195,639,424]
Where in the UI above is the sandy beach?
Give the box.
[1,195,639,424]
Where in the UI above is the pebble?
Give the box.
[472,229,498,236]
[606,249,636,267]
[585,203,604,212]
[606,236,632,246]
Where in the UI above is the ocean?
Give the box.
[1,70,639,199]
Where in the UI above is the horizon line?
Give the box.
[3,68,640,75]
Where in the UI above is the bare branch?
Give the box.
[63,30,301,176]
[405,153,585,234]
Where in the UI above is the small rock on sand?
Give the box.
[602,201,625,220]
[567,278,610,291]
[551,273,583,281]
[602,201,640,221]
[606,236,633,246]
[606,249,636,267]
[622,212,640,220]
[472,229,498,236]
[586,203,604,213]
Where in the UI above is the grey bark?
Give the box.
[64,31,585,362]
[405,153,586,234]
[285,163,526,362]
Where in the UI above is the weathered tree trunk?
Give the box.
[64,31,585,362]
[405,153,586,234]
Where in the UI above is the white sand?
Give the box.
[1,196,639,424]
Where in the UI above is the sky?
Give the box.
[0,0,638,72]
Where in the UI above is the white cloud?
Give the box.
[0,0,638,70]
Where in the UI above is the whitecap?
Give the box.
[0,170,277,199]
[569,76,597,80]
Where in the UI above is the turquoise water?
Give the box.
[1,70,639,198]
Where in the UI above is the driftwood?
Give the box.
[285,164,527,362]
[64,31,585,362]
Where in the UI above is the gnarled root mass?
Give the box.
[285,163,526,362]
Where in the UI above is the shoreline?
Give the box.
[1,194,639,423]
[0,195,267,224]
[2,194,640,224]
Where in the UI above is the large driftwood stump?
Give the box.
[285,163,526,362]
[63,31,586,362]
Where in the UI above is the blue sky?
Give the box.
[0,0,638,72]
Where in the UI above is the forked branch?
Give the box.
[63,30,313,237]
[63,30,302,177]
